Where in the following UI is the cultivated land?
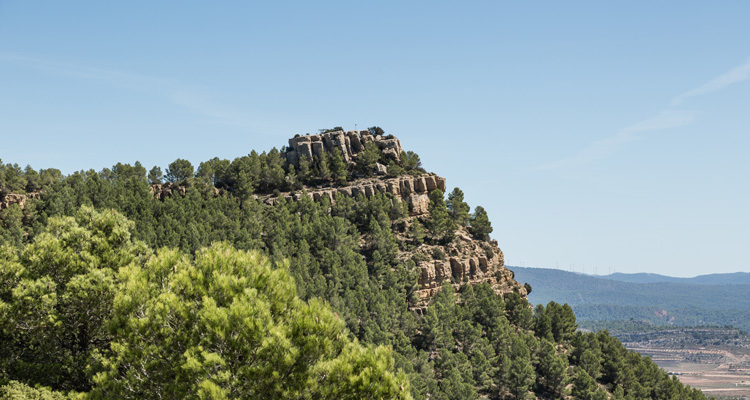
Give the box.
[615,327,750,398]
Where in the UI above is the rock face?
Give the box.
[407,228,526,311]
[142,132,527,308]
[285,130,403,166]
[149,182,220,200]
[149,183,186,200]
[263,173,445,216]
[0,192,40,210]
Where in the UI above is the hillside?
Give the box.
[513,266,750,331]
[0,130,710,399]
[603,271,750,285]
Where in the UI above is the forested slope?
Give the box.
[514,266,750,331]
[1,129,711,399]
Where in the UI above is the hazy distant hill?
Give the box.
[603,271,750,285]
[511,266,750,331]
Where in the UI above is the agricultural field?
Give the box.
[616,327,750,399]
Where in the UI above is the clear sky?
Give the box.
[1,2,748,277]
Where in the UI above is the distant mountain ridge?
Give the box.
[510,266,750,331]
[602,271,750,285]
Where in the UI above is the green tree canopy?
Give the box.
[469,206,492,241]
[357,142,382,176]
[446,188,470,227]
[0,206,150,392]
[93,242,412,400]
[165,158,195,183]
[147,166,163,184]
[427,190,456,244]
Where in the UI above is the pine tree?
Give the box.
[535,339,568,397]
[469,206,492,241]
[357,142,381,176]
[506,335,535,399]
[93,243,412,399]
[408,219,426,245]
[427,190,456,244]
[148,166,163,184]
[165,158,194,183]
[446,187,470,226]
[330,148,348,185]
[0,206,149,391]
[571,369,598,400]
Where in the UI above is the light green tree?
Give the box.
[92,242,412,400]
[0,206,150,392]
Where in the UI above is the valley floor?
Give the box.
[622,343,750,399]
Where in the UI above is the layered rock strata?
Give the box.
[407,230,526,312]
[285,130,403,166]
[262,173,445,216]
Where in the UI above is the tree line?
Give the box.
[0,134,712,399]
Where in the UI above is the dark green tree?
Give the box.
[147,166,163,184]
[427,190,456,244]
[401,151,423,174]
[357,142,381,176]
[330,148,348,185]
[571,369,599,400]
[196,157,230,186]
[2,163,27,193]
[505,335,535,399]
[446,187,470,226]
[165,158,194,183]
[368,126,385,136]
[547,302,577,342]
[533,304,553,342]
[535,339,568,397]
[298,154,312,182]
[469,206,492,241]
[408,219,426,246]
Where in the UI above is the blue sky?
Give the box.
[1,2,748,277]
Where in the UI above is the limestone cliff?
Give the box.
[142,131,526,308]
[260,173,444,216]
[285,130,403,166]
[259,172,527,308]
[405,227,525,311]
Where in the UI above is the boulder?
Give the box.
[375,163,388,175]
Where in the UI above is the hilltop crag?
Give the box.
[278,131,526,308]
[284,130,403,166]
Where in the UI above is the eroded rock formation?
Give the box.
[141,132,526,308]
[0,192,40,210]
[263,173,445,216]
[406,229,526,311]
[285,130,403,166]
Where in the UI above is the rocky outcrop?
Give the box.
[263,173,445,216]
[285,130,403,166]
[0,192,40,210]
[408,230,526,311]
[149,182,221,200]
